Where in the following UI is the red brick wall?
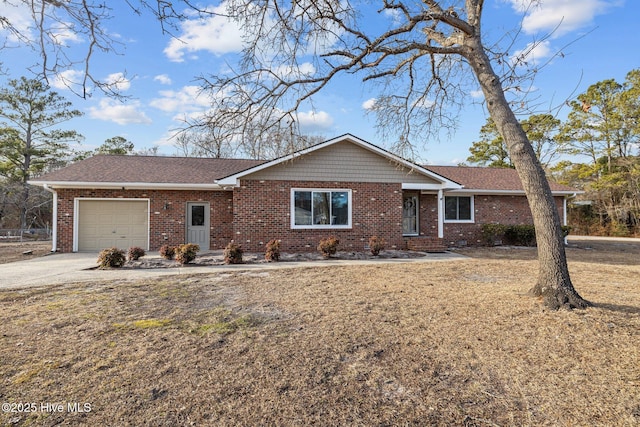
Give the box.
[232,180,406,252]
[53,185,567,253]
[54,189,232,252]
[418,193,565,246]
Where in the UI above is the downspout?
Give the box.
[564,193,577,245]
[437,189,444,239]
[43,184,57,252]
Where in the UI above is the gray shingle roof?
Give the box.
[32,155,265,184]
[425,165,578,193]
[30,154,579,195]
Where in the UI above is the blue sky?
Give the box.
[1,0,638,164]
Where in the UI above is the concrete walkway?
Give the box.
[0,250,466,290]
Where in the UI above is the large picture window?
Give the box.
[292,189,351,228]
[444,196,473,222]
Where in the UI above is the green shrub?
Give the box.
[368,235,386,256]
[176,243,200,265]
[159,245,175,260]
[264,239,281,262]
[483,224,573,247]
[97,247,126,269]
[481,223,508,246]
[317,236,339,259]
[504,225,537,246]
[127,246,146,261]
[224,242,243,264]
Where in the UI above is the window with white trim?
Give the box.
[292,189,351,228]
[444,196,474,222]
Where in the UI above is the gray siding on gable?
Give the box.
[244,141,440,184]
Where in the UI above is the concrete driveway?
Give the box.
[0,250,466,290]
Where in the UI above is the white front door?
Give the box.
[186,202,210,250]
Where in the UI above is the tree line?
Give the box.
[466,69,640,237]
[0,76,321,230]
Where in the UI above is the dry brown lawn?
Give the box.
[0,241,51,265]
[1,241,639,426]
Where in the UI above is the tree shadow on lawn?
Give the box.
[591,302,640,315]
[458,244,639,266]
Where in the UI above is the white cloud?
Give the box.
[50,69,85,90]
[154,74,172,85]
[0,4,33,43]
[163,3,244,62]
[296,110,333,132]
[273,62,316,79]
[105,72,131,91]
[470,90,484,99]
[507,0,611,37]
[89,99,152,125]
[362,98,377,110]
[383,8,403,24]
[49,22,82,45]
[149,85,211,113]
[510,40,552,67]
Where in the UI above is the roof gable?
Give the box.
[217,134,461,189]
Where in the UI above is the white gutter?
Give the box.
[28,181,226,191]
[402,183,463,191]
[446,189,582,196]
[42,184,57,252]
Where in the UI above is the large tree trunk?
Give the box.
[463,37,590,310]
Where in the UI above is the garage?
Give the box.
[76,199,149,251]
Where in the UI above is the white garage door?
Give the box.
[77,200,149,251]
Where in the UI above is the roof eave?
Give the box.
[28,180,227,191]
[446,188,584,196]
[402,183,463,191]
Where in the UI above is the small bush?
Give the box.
[159,245,176,260]
[369,236,386,256]
[504,225,536,246]
[175,243,200,265]
[127,246,146,261]
[317,236,339,259]
[481,223,508,246]
[224,241,243,264]
[97,247,126,269]
[159,245,175,260]
[265,239,281,262]
[481,224,572,247]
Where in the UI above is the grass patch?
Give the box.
[188,308,258,335]
[1,242,639,426]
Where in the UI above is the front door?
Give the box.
[186,202,210,250]
[402,194,419,235]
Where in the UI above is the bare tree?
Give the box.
[180,113,324,159]
[0,0,206,97]
[195,0,589,309]
[3,0,590,308]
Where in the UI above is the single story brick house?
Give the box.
[29,134,579,253]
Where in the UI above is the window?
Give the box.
[292,189,351,228]
[402,194,419,235]
[444,196,473,222]
[190,205,205,226]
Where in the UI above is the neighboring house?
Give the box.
[29,134,580,253]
